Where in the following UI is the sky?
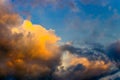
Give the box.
[10,0,120,45]
[0,0,120,80]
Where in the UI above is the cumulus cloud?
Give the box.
[0,4,61,80]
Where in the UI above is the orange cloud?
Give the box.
[55,51,111,80]
[0,3,61,78]
[0,19,61,77]
[12,20,61,60]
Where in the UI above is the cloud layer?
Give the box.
[0,0,120,80]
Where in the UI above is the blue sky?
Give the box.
[10,0,120,44]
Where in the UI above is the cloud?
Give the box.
[1,1,120,80]
[99,71,120,80]
[53,42,120,80]
[61,43,107,61]
[53,43,114,80]
[54,51,111,80]
[107,40,120,67]
[0,4,61,80]
[0,0,5,3]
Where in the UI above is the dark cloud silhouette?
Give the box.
[107,41,120,61]
[107,40,120,68]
